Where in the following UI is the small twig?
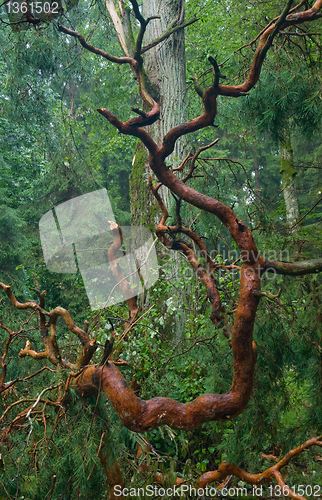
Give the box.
[131,107,147,118]
[289,196,322,231]
[254,288,283,307]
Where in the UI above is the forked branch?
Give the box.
[197,436,322,500]
[0,282,96,369]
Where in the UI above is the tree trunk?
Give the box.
[106,0,191,339]
[131,0,189,339]
[279,126,300,230]
[142,0,187,164]
[130,0,189,223]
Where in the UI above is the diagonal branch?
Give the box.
[197,436,322,494]
[264,258,322,276]
[217,0,322,97]
[140,16,199,55]
[56,23,135,65]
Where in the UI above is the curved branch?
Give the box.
[74,261,259,432]
[0,282,40,310]
[0,283,95,368]
[56,23,159,117]
[48,308,90,346]
[217,0,322,97]
[19,340,55,362]
[56,23,135,65]
[107,221,139,327]
[98,102,160,130]
[264,258,322,276]
[48,307,96,367]
[197,436,322,491]
[98,94,259,259]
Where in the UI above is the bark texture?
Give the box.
[143,0,187,161]
[141,0,190,338]
[279,126,300,229]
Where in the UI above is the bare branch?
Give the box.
[140,16,198,54]
[197,436,322,490]
[56,23,135,65]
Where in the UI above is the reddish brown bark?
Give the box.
[2,3,322,497]
[107,221,139,327]
[197,436,322,493]
[73,259,259,431]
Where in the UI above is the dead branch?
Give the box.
[140,16,198,55]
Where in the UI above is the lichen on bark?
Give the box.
[279,126,300,229]
[129,141,159,229]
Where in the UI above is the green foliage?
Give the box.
[1,0,322,495]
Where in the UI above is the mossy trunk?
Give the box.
[130,142,159,230]
[279,127,300,231]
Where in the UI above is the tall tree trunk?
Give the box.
[106,0,190,339]
[143,0,187,166]
[130,0,188,224]
[279,126,300,231]
[131,0,189,339]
